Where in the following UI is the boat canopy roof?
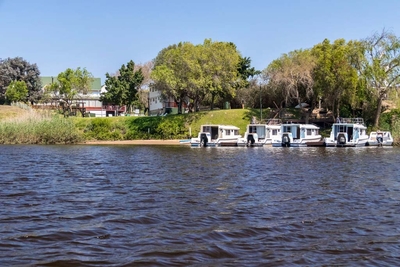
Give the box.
[281,123,320,129]
[201,124,240,130]
[335,118,364,124]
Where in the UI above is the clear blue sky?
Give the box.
[1,0,399,83]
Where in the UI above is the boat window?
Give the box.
[272,129,278,135]
[202,126,211,132]
[234,130,239,135]
[307,129,312,135]
[226,130,231,135]
[283,126,291,133]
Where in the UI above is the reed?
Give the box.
[0,109,83,144]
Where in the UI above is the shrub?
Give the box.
[83,118,124,140]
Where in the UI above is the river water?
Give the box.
[1,145,400,266]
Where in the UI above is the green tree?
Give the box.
[200,40,241,110]
[0,57,42,104]
[151,39,242,113]
[361,29,400,127]
[54,67,94,105]
[5,80,28,103]
[100,60,144,113]
[312,39,360,118]
[232,57,261,109]
[151,42,196,114]
[237,56,261,87]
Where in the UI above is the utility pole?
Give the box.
[260,84,262,121]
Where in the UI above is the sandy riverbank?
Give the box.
[83,139,187,145]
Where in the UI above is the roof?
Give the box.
[40,76,102,90]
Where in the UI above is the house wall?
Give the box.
[149,87,190,115]
[149,87,164,115]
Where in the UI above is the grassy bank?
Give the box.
[74,108,261,141]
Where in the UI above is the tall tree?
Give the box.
[237,56,261,86]
[264,49,316,108]
[151,42,196,114]
[0,57,42,104]
[312,39,360,118]
[231,57,261,109]
[134,61,154,112]
[361,29,400,127]
[200,39,241,110]
[151,39,242,112]
[100,60,144,113]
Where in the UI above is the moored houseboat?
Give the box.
[325,118,368,147]
[272,123,322,147]
[237,119,281,147]
[190,125,241,147]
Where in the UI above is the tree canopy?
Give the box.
[0,57,41,104]
[361,29,400,127]
[151,39,253,113]
[100,60,144,113]
[311,39,360,118]
[5,80,28,103]
[47,67,94,105]
[263,49,316,109]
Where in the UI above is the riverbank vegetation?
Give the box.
[1,104,399,145]
[0,104,83,144]
[76,108,254,141]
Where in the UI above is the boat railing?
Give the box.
[266,119,282,125]
[337,118,364,124]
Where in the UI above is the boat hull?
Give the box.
[325,139,368,147]
[237,140,266,147]
[191,138,240,147]
[272,137,322,147]
[366,140,393,146]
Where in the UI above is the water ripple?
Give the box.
[1,145,400,266]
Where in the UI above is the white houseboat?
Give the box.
[190,125,242,147]
[325,118,368,147]
[237,119,281,147]
[272,123,322,147]
[366,131,393,146]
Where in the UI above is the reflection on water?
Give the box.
[1,145,400,266]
